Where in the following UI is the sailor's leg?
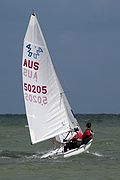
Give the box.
[64,142,73,152]
[81,137,92,145]
[64,145,67,152]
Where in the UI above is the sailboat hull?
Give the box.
[41,139,93,159]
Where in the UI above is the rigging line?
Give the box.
[64,130,73,140]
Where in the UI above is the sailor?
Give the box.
[64,126,83,152]
[81,122,93,145]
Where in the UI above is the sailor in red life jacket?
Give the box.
[81,122,93,145]
[64,126,83,152]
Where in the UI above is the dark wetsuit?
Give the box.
[64,131,82,152]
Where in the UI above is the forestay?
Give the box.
[22,13,80,144]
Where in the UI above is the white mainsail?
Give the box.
[22,12,80,144]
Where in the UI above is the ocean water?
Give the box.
[0,114,120,180]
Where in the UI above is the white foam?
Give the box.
[91,151,104,157]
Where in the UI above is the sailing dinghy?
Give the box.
[22,12,93,158]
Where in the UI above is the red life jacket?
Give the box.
[82,129,93,140]
[71,131,83,141]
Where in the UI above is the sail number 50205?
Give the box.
[25,93,47,105]
[24,83,47,94]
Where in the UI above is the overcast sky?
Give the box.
[0,0,120,114]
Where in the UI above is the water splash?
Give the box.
[86,150,104,157]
